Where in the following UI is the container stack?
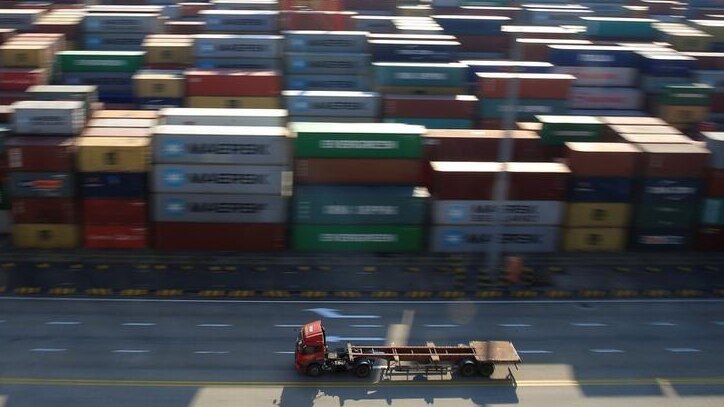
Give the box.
[7,100,85,249]
[428,161,568,254]
[0,33,60,104]
[639,52,698,127]
[193,34,283,71]
[151,123,291,251]
[184,68,282,109]
[432,15,510,57]
[631,143,710,251]
[83,12,162,52]
[32,9,85,51]
[291,122,427,252]
[563,143,641,252]
[655,83,713,132]
[536,115,605,158]
[200,9,279,34]
[699,132,724,250]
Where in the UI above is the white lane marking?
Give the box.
[572,323,608,327]
[499,323,532,327]
[424,324,459,328]
[590,349,625,353]
[274,324,302,328]
[45,321,81,325]
[30,348,67,352]
[351,324,384,328]
[274,351,295,354]
[196,324,232,328]
[305,308,380,319]
[648,322,677,326]
[112,349,150,354]
[193,351,230,355]
[665,348,701,353]
[0,320,5,323]
[518,350,552,354]
[326,336,385,343]
[714,321,724,326]
[122,322,157,327]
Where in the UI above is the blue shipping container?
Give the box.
[639,178,703,203]
[285,75,372,91]
[370,40,460,63]
[638,52,696,77]
[568,177,634,202]
[549,45,642,68]
[432,16,510,35]
[79,173,147,198]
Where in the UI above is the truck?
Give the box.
[295,320,522,379]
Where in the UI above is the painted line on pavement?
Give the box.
[30,348,66,352]
[112,350,150,354]
[274,324,302,328]
[122,322,156,327]
[0,320,5,323]
[424,324,459,328]
[648,322,677,326]
[45,321,81,325]
[498,323,531,327]
[193,351,230,355]
[518,350,552,354]
[665,348,701,353]
[274,351,295,354]
[351,324,383,328]
[590,349,625,353]
[197,324,232,328]
[572,323,608,327]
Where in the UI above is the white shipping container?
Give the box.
[12,101,86,136]
[569,87,643,110]
[152,164,292,195]
[284,90,380,118]
[201,10,279,32]
[160,108,287,127]
[430,226,560,253]
[433,201,565,226]
[152,193,288,223]
[193,34,283,58]
[553,66,637,86]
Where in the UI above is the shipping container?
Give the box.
[600,116,667,126]
[634,202,699,229]
[285,52,370,75]
[0,68,48,92]
[617,133,694,145]
[81,128,152,139]
[702,132,724,169]
[565,142,641,178]
[462,60,553,81]
[429,161,500,200]
[57,51,145,73]
[159,108,287,127]
[563,227,627,252]
[373,62,467,87]
[285,74,371,91]
[12,224,79,249]
[508,162,571,201]
[153,193,286,224]
[201,10,279,32]
[152,164,291,195]
[432,200,564,226]
[84,13,161,33]
[609,124,683,136]
[640,178,703,203]
[11,198,77,224]
[76,137,150,173]
[154,222,286,251]
[702,198,724,225]
[433,15,510,35]
[0,210,8,234]
[283,31,368,53]
[638,52,696,77]
[12,100,85,136]
[185,69,281,97]
[295,158,423,185]
[86,119,157,129]
[696,225,724,251]
[84,225,148,250]
[709,170,724,197]
[476,72,574,99]
[566,203,631,227]
[5,137,75,172]
[630,229,692,251]
[478,98,568,120]
[638,143,710,178]
[133,71,185,99]
[376,85,468,96]
[0,9,42,31]
[569,87,644,110]
[661,83,714,106]
[9,172,75,198]
[62,72,134,95]
[193,34,282,59]
[657,105,711,124]
[284,90,380,118]
[0,184,8,210]
[84,33,150,51]
[291,122,423,159]
[293,224,423,252]
[369,39,461,63]
[424,129,545,162]
[0,45,54,69]
[429,225,559,253]
[548,45,654,68]
[583,17,657,39]
[153,125,290,165]
[92,110,159,120]
[185,96,281,109]
[79,172,147,198]
[552,66,637,87]
[195,58,281,71]
[384,118,473,129]
[26,85,98,107]
[293,186,428,225]
[83,199,147,226]
[383,95,476,119]
[538,115,604,146]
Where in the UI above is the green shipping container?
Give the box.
[635,202,699,229]
[661,83,713,106]
[536,115,604,146]
[292,225,424,252]
[291,122,424,159]
[373,62,467,87]
[57,51,145,73]
[480,99,568,120]
[584,17,657,39]
[383,118,473,129]
[294,186,429,225]
[701,198,724,226]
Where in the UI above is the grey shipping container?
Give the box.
[285,53,371,75]
[193,35,282,58]
[569,87,644,110]
[84,33,149,51]
[9,172,76,198]
[430,225,560,253]
[284,91,380,118]
[84,13,162,33]
[195,57,281,70]
[152,193,287,223]
[283,31,369,53]
[27,85,98,105]
[153,164,291,195]
[285,75,372,91]
[293,185,428,225]
[160,108,287,127]
[201,10,279,32]
[12,101,86,136]
[433,200,565,226]
[152,125,291,165]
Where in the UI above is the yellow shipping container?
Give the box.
[134,72,185,98]
[566,203,631,228]
[377,86,468,95]
[657,105,710,124]
[0,45,54,68]
[563,228,627,252]
[13,224,79,249]
[76,137,150,172]
[144,43,194,65]
[186,96,281,109]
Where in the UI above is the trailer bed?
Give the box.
[347,341,521,365]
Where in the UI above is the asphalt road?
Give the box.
[1,297,723,406]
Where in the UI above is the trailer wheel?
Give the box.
[306,363,323,377]
[478,362,495,377]
[354,361,372,378]
[459,360,477,377]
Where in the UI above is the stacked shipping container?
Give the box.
[699,132,724,250]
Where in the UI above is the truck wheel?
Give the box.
[479,363,495,377]
[306,363,323,377]
[354,362,372,378]
[459,360,476,377]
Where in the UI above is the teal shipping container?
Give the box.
[479,99,568,120]
[292,225,424,252]
[583,17,658,39]
[373,62,467,87]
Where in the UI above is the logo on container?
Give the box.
[162,168,186,187]
[293,100,309,112]
[291,79,307,89]
[163,199,186,216]
[291,59,307,70]
[445,204,467,223]
[291,38,306,49]
[161,139,185,158]
[442,230,464,248]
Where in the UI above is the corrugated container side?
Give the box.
[152,193,287,223]
[630,229,692,251]
[295,159,423,185]
[79,172,147,198]
[432,200,564,226]
[11,198,78,224]
[152,164,291,195]
[563,227,627,252]
[5,137,75,172]
[12,224,79,249]
[76,137,150,173]
[83,199,147,226]
[430,225,560,253]
[9,172,75,198]
[154,222,286,251]
[640,178,703,202]
[84,225,148,249]
[566,203,631,227]
[292,225,424,252]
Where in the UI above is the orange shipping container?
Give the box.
[281,10,354,31]
[638,143,710,178]
[565,142,642,177]
[295,159,423,185]
[477,73,575,99]
[185,69,282,97]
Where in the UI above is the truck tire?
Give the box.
[354,362,372,378]
[306,363,323,377]
[459,360,476,377]
[478,362,495,377]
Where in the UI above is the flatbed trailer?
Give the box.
[295,320,521,378]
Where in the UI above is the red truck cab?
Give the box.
[295,320,327,374]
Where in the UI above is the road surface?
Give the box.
[0,297,723,406]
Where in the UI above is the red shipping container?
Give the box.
[0,68,48,92]
[165,21,205,35]
[638,144,710,178]
[179,2,213,17]
[5,137,75,172]
[476,119,503,129]
[185,69,282,97]
[696,226,724,251]
[712,93,724,114]
[84,225,148,250]
[477,73,574,99]
[435,6,521,18]
[424,129,546,162]
[281,10,354,31]
[457,35,509,53]
[384,95,477,119]
[0,93,27,105]
[708,170,724,197]
[565,142,642,177]
[83,199,147,226]
[280,0,342,11]
[517,39,592,62]
[429,161,500,200]
[12,198,78,224]
[154,223,286,251]
[295,159,424,185]
[508,162,570,201]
